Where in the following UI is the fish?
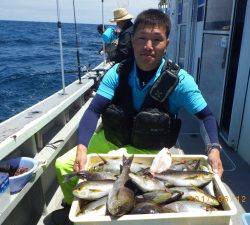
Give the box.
[200,165,216,196]
[163,201,218,213]
[131,202,164,214]
[107,155,135,217]
[72,180,114,200]
[169,186,219,206]
[90,154,149,174]
[150,148,172,174]
[136,190,183,205]
[170,160,201,171]
[63,170,117,183]
[131,162,150,173]
[83,196,107,216]
[89,156,122,174]
[129,172,166,192]
[153,170,213,187]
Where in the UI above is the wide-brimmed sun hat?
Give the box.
[109,8,133,22]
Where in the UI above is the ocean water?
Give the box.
[0,20,103,122]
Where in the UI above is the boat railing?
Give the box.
[0,62,112,225]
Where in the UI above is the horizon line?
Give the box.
[0,19,111,25]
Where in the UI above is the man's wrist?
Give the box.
[77,144,87,153]
[206,143,222,155]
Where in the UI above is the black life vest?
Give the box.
[102,58,181,149]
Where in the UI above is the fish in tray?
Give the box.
[169,186,219,206]
[153,170,214,187]
[129,172,166,192]
[89,154,149,174]
[81,196,107,216]
[169,159,201,171]
[73,180,114,200]
[131,202,178,214]
[163,201,218,213]
[107,155,135,217]
[136,190,183,205]
[131,202,164,214]
[63,170,117,183]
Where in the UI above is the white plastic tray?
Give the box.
[69,154,237,225]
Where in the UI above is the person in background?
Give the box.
[108,8,134,63]
[97,24,105,35]
[55,9,223,208]
[97,24,119,61]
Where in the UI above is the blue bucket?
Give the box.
[102,27,117,44]
[242,213,250,225]
[0,157,38,194]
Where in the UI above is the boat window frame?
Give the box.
[198,0,236,130]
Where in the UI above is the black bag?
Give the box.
[131,108,181,149]
[102,104,132,147]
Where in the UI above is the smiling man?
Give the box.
[55,9,223,206]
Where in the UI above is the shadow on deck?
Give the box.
[178,109,250,212]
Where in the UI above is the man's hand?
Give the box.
[208,148,223,177]
[73,144,87,172]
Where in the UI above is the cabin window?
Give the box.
[197,0,205,22]
[182,0,189,23]
[178,0,182,24]
[204,0,233,31]
[178,0,189,24]
[199,34,228,121]
[178,25,186,68]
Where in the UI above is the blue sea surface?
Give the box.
[0,20,103,122]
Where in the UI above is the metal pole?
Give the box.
[101,0,106,65]
[56,0,66,95]
[73,0,82,84]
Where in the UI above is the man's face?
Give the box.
[116,21,124,29]
[132,25,169,71]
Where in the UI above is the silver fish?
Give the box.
[131,202,164,214]
[90,155,149,174]
[163,201,218,213]
[63,170,117,183]
[131,162,150,173]
[83,196,107,216]
[73,180,114,200]
[170,160,200,171]
[136,190,183,205]
[129,172,166,192]
[90,156,121,174]
[169,186,219,206]
[154,170,213,187]
[107,155,135,217]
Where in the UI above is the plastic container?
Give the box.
[242,213,250,225]
[0,157,38,194]
[69,154,237,225]
[0,172,10,213]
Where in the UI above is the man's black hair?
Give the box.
[97,24,105,34]
[133,9,171,38]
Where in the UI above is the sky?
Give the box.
[0,0,160,24]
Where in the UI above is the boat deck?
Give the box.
[36,109,249,225]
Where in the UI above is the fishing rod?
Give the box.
[101,0,106,65]
[72,0,82,84]
[56,0,66,95]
